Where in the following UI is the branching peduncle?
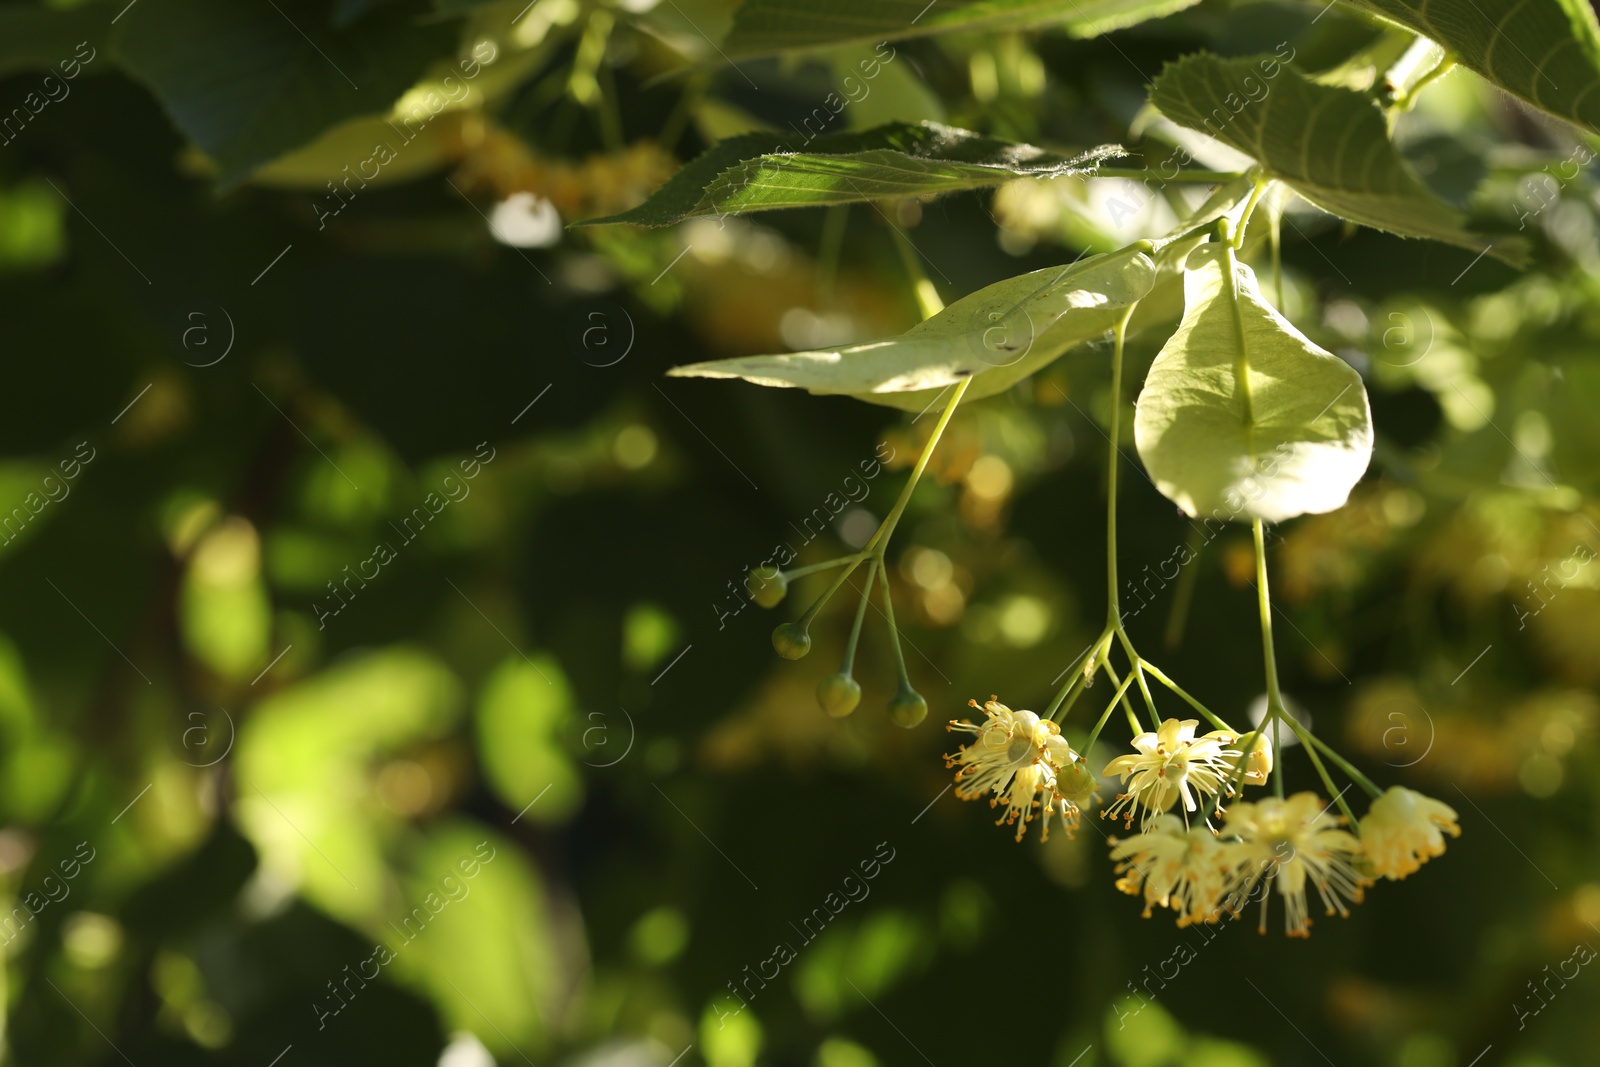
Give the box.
[792,375,970,631]
[840,559,878,676]
[1252,520,1284,722]
[876,556,912,693]
[1105,303,1137,624]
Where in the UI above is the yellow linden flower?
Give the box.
[946,698,1087,842]
[1212,729,1273,787]
[1359,786,1461,880]
[946,697,1045,800]
[995,762,1053,841]
[1102,718,1239,829]
[1109,815,1228,926]
[1220,792,1368,938]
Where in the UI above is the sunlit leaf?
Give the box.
[587,122,1122,226]
[670,243,1156,411]
[1133,242,1374,522]
[1339,0,1600,135]
[1150,53,1519,260]
[474,655,582,824]
[0,180,67,270]
[236,648,463,919]
[0,634,72,822]
[701,1003,763,1067]
[723,0,1202,57]
[1105,995,1186,1067]
[623,603,681,673]
[180,518,271,681]
[392,822,562,1056]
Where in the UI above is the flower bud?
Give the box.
[1206,728,1273,788]
[771,622,811,659]
[887,688,928,728]
[1053,757,1097,808]
[817,673,861,717]
[1234,732,1273,786]
[746,566,787,608]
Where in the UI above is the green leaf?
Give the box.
[0,5,107,79]
[585,121,1122,227]
[474,654,582,824]
[179,518,272,682]
[670,243,1156,411]
[236,647,464,921]
[1150,53,1518,259]
[394,823,560,1055]
[723,0,1202,58]
[1339,0,1600,135]
[1133,243,1373,523]
[112,0,456,186]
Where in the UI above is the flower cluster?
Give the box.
[1112,778,1460,936]
[947,700,1463,937]
[945,698,1095,842]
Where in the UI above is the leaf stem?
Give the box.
[1267,190,1285,311]
[1219,232,1256,426]
[1392,53,1456,111]
[1233,177,1271,247]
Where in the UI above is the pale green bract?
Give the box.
[669,244,1156,412]
[1133,243,1374,523]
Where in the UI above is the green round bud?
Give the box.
[747,566,787,609]
[888,688,928,729]
[771,622,812,660]
[1054,758,1097,807]
[817,673,862,717]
